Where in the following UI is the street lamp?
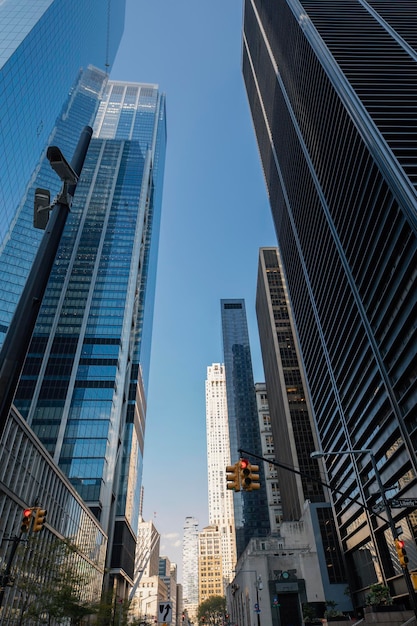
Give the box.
[311,448,417,615]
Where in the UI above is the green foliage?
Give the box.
[365,582,393,606]
[10,536,98,624]
[324,600,344,619]
[302,603,322,623]
[197,596,226,624]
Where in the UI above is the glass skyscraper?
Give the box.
[220,299,270,557]
[243,0,417,610]
[0,0,125,346]
[14,82,167,593]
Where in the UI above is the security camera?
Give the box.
[34,187,51,230]
[46,146,78,184]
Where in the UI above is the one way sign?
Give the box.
[159,602,173,624]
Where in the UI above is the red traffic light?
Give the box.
[21,508,32,533]
[397,539,405,549]
[240,458,249,469]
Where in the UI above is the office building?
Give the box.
[205,364,237,589]
[132,519,165,623]
[254,383,282,533]
[243,0,417,608]
[13,81,167,595]
[256,248,325,518]
[0,406,107,618]
[198,525,223,603]
[0,0,125,348]
[182,517,199,607]
[221,299,270,557]
[255,248,348,616]
[136,518,161,579]
[159,557,178,624]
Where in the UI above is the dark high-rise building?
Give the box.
[221,299,270,557]
[243,0,417,608]
[256,247,348,609]
[256,247,325,518]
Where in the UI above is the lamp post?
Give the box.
[0,126,92,438]
[311,448,417,616]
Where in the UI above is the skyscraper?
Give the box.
[256,247,347,608]
[205,364,236,589]
[220,299,270,557]
[182,517,199,608]
[256,248,325,519]
[14,81,167,593]
[243,0,417,608]
[253,382,282,533]
[0,0,125,347]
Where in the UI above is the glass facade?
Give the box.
[220,299,270,558]
[0,407,106,620]
[243,0,417,609]
[14,82,167,585]
[0,0,125,345]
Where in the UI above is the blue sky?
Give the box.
[111,0,276,578]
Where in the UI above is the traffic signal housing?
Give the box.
[239,458,251,490]
[21,508,32,533]
[395,538,409,568]
[240,459,261,491]
[33,508,47,532]
[226,463,240,491]
[247,463,260,491]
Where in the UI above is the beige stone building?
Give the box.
[198,525,224,603]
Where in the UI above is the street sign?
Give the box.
[159,602,172,624]
[390,498,417,508]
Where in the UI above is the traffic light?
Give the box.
[247,463,261,491]
[33,507,47,532]
[226,462,240,491]
[240,458,252,490]
[21,508,32,533]
[395,538,409,568]
[240,459,261,491]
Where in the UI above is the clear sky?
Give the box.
[111,0,277,580]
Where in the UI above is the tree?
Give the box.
[197,596,226,625]
[365,582,393,607]
[9,536,98,625]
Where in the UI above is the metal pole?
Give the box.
[239,447,417,616]
[255,584,261,626]
[0,126,92,438]
[0,533,22,608]
[368,453,417,617]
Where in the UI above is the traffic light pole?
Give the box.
[367,452,417,616]
[0,532,23,608]
[239,447,417,617]
[0,126,92,440]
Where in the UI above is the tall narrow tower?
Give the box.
[243,0,417,604]
[220,299,270,557]
[256,248,325,519]
[14,81,167,593]
[205,364,236,589]
[182,517,199,609]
